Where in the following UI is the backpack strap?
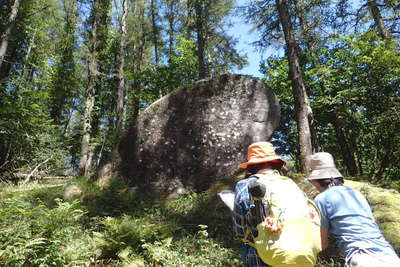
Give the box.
[240,174,269,245]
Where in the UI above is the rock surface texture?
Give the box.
[119,74,281,196]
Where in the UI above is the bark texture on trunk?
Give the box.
[295,0,361,175]
[97,2,146,186]
[150,0,159,65]
[194,0,206,79]
[367,0,390,39]
[276,0,313,173]
[0,0,23,67]
[166,1,175,63]
[115,0,128,136]
[295,0,321,153]
[78,2,100,177]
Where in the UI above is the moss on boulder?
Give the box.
[345,180,400,254]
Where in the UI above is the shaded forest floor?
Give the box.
[0,176,398,266]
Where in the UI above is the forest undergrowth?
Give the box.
[0,176,398,266]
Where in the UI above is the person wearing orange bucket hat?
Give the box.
[308,152,400,267]
[233,142,284,267]
[238,142,287,170]
[231,142,321,267]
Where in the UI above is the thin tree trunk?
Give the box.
[194,0,206,79]
[109,0,128,167]
[373,142,392,181]
[131,5,146,116]
[166,1,175,63]
[294,0,321,153]
[367,0,390,39]
[131,10,146,118]
[22,28,37,80]
[276,0,313,173]
[115,0,128,136]
[78,89,96,176]
[295,0,360,174]
[97,0,141,185]
[0,0,23,67]
[150,0,159,65]
[331,114,358,176]
[0,42,17,89]
[78,4,100,177]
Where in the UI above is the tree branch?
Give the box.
[21,157,52,185]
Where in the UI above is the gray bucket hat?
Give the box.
[307,152,343,180]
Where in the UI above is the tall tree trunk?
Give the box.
[79,110,94,177]
[0,0,23,67]
[78,74,96,176]
[115,0,128,136]
[367,0,390,39]
[276,0,313,173]
[295,0,360,174]
[150,0,159,65]
[21,28,37,81]
[132,5,146,117]
[97,0,143,186]
[331,114,358,176]
[294,0,321,153]
[372,138,392,181]
[194,0,206,79]
[78,0,110,176]
[166,1,175,63]
[0,42,17,89]
[78,3,100,177]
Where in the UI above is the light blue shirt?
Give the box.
[314,186,397,263]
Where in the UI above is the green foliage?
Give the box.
[262,31,400,182]
[261,57,299,161]
[0,197,93,266]
[142,232,241,266]
[0,87,70,179]
[93,214,180,259]
[137,35,199,107]
[11,177,399,266]
[0,0,74,180]
[313,32,400,181]
[49,0,80,126]
[89,188,242,266]
[74,177,154,217]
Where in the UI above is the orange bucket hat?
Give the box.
[239,142,286,169]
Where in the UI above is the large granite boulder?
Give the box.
[118,74,281,196]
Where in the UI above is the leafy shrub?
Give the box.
[0,197,93,266]
[93,213,181,259]
[75,178,153,217]
[142,226,241,266]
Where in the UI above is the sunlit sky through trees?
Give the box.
[228,0,284,78]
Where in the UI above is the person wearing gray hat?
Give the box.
[308,152,400,267]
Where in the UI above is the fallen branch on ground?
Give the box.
[21,157,52,185]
